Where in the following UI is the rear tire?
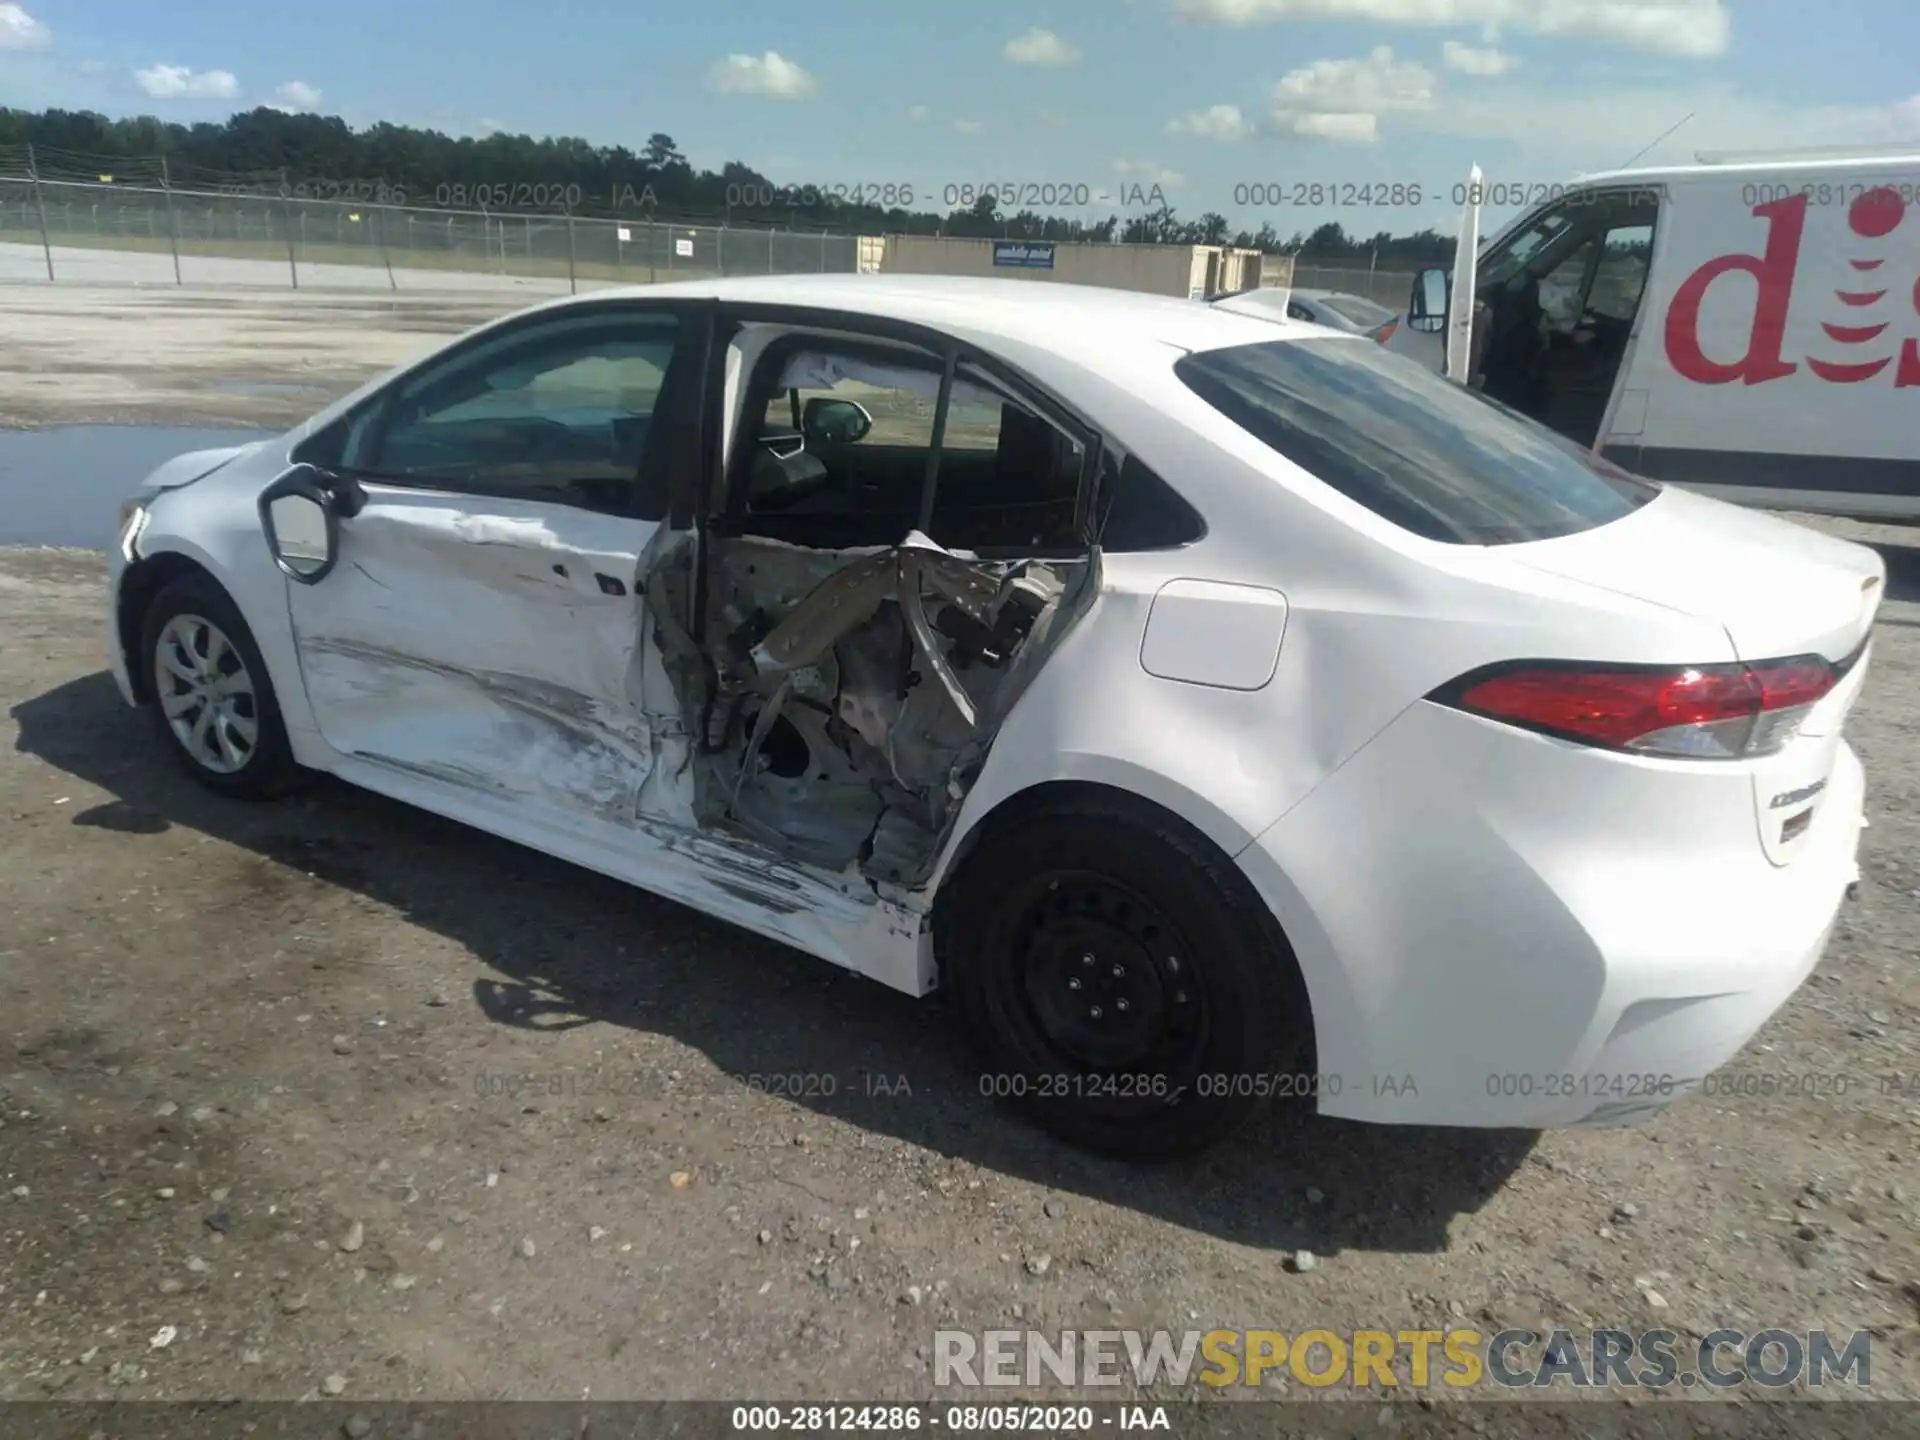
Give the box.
[941,796,1313,1160]
[140,577,303,800]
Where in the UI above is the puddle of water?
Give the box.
[0,425,275,549]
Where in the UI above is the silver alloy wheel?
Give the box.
[154,613,259,776]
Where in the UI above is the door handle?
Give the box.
[595,573,627,596]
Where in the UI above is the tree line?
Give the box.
[0,105,1456,262]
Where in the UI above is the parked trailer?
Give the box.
[878,234,1286,299]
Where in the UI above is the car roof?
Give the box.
[549,273,1322,364]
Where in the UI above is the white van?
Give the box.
[1383,152,1920,521]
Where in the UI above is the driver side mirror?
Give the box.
[802,397,873,446]
[258,464,344,584]
[1408,267,1449,333]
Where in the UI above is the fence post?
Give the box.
[159,155,183,284]
[280,169,299,289]
[565,206,577,295]
[374,205,397,291]
[25,143,55,281]
[647,221,657,284]
[819,230,827,273]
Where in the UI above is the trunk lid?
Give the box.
[1506,483,1884,665]
[1507,484,1883,868]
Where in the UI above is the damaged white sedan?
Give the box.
[109,274,1882,1157]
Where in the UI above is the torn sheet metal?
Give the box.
[674,530,1097,889]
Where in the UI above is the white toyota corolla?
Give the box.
[106,274,1882,1158]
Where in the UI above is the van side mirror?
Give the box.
[1408,267,1449,333]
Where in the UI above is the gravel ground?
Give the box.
[0,287,1917,1418]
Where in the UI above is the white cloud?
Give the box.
[1274,45,1436,113]
[1266,45,1432,141]
[907,104,930,121]
[270,80,323,111]
[953,119,987,135]
[0,4,51,50]
[134,65,241,100]
[1275,111,1380,142]
[1441,40,1518,75]
[1167,103,1255,140]
[1115,159,1185,187]
[478,118,506,134]
[1003,27,1081,66]
[705,51,819,99]
[1168,0,1731,59]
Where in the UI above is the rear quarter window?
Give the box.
[1174,337,1657,544]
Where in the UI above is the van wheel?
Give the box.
[141,577,303,800]
[942,797,1312,1160]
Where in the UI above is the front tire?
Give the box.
[942,797,1313,1160]
[140,577,302,799]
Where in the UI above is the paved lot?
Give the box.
[0,286,1917,1413]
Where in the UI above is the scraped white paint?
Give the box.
[287,489,660,827]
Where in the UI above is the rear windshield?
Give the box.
[1174,337,1658,544]
[1319,295,1393,328]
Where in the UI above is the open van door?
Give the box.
[1445,164,1483,384]
[1386,164,1481,378]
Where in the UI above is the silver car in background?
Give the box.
[1210,286,1397,335]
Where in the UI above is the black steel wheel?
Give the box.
[942,793,1312,1159]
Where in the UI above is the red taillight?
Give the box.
[1373,319,1399,346]
[1433,657,1839,759]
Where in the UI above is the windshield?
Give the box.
[1175,337,1658,545]
[1318,295,1394,328]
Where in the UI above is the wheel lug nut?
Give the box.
[1089,1006,1103,1020]
[1067,978,1081,991]
[1081,954,1095,967]
[1175,991,1188,1004]
[1111,964,1124,977]
[1116,999,1130,1012]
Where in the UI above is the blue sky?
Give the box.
[4,1,1918,234]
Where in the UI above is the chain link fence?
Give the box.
[0,176,861,292]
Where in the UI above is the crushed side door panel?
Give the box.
[646,528,1097,888]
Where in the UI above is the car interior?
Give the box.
[728,340,1086,555]
[1473,194,1658,449]
[645,329,1103,885]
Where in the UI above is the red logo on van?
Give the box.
[1664,187,1918,388]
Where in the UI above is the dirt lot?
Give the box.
[1,287,1918,1418]
[0,285,533,430]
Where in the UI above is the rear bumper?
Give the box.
[1235,701,1865,1129]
